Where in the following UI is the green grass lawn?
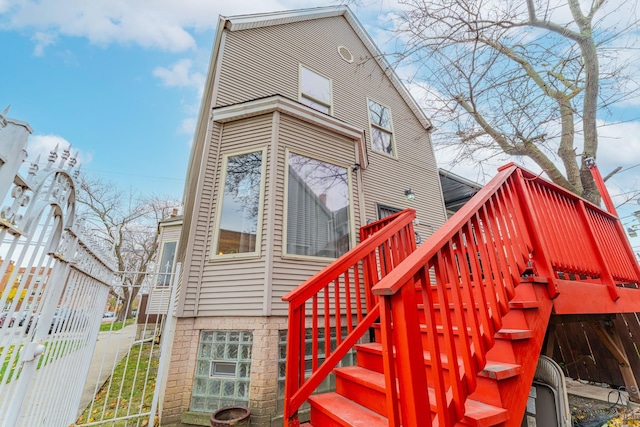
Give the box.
[0,345,20,382]
[74,342,159,427]
[99,317,136,332]
[0,340,81,382]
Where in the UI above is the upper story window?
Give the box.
[211,149,266,258]
[299,65,332,115]
[368,99,395,156]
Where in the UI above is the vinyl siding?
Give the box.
[180,14,446,317]
[217,15,445,246]
[177,123,220,315]
[159,223,181,244]
[270,115,360,315]
[180,115,273,316]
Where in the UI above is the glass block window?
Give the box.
[190,330,253,413]
[276,328,356,415]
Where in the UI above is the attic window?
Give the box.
[299,65,332,115]
[338,46,353,63]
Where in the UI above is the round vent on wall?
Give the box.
[338,46,354,63]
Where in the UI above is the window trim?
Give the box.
[210,147,268,260]
[157,240,178,286]
[283,148,354,261]
[367,98,397,158]
[209,361,237,378]
[377,204,402,219]
[299,64,333,115]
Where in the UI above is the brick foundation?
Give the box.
[161,316,288,427]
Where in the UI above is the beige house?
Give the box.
[162,6,449,426]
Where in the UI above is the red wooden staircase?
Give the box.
[282,163,640,427]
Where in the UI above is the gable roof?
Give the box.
[218,5,431,130]
[179,6,432,259]
[187,5,430,191]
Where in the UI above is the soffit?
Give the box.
[212,95,368,169]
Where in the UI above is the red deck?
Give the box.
[282,164,640,427]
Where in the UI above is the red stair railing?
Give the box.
[371,163,640,426]
[281,209,417,426]
[281,162,640,427]
[372,164,531,426]
[515,165,640,296]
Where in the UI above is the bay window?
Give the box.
[286,151,351,258]
[212,149,266,258]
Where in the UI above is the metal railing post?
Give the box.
[149,262,181,425]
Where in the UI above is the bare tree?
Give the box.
[389,0,638,203]
[76,176,180,321]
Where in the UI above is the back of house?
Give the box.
[163,6,447,426]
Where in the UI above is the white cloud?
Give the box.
[3,0,297,53]
[31,31,57,56]
[0,0,11,14]
[595,120,640,173]
[153,59,205,90]
[179,117,197,135]
[26,134,93,169]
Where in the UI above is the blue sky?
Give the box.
[0,0,376,198]
[1,0,639,251]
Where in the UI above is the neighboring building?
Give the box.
[136,211,182,340]
[439,169,483,217]
[0,258,51,311]
[162,6,449,426]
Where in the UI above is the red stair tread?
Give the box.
[335,365,386,391]
[336,365,509,426]
[308,392,388,427]
[461,395,511,427]
[495,328,532,340]
[509,300,541,309]
[356,342,521,380]
[479,361,522,380]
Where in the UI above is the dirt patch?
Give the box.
[569,394,620,427]
[568,393,640,427]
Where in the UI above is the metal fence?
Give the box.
[0,110,168,427]
[73,267,179,427]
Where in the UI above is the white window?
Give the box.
[368,99,395,156]
[157,241,177,286]
[299,65,332,114]
[285,151,351,259]
[211,148,266,258]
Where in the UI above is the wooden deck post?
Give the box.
[592,319,640,403]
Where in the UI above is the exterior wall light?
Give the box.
[628,225,639,238]
[405,189,415,201]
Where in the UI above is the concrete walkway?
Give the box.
[77,323,136,416]
[566,378,636,406]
